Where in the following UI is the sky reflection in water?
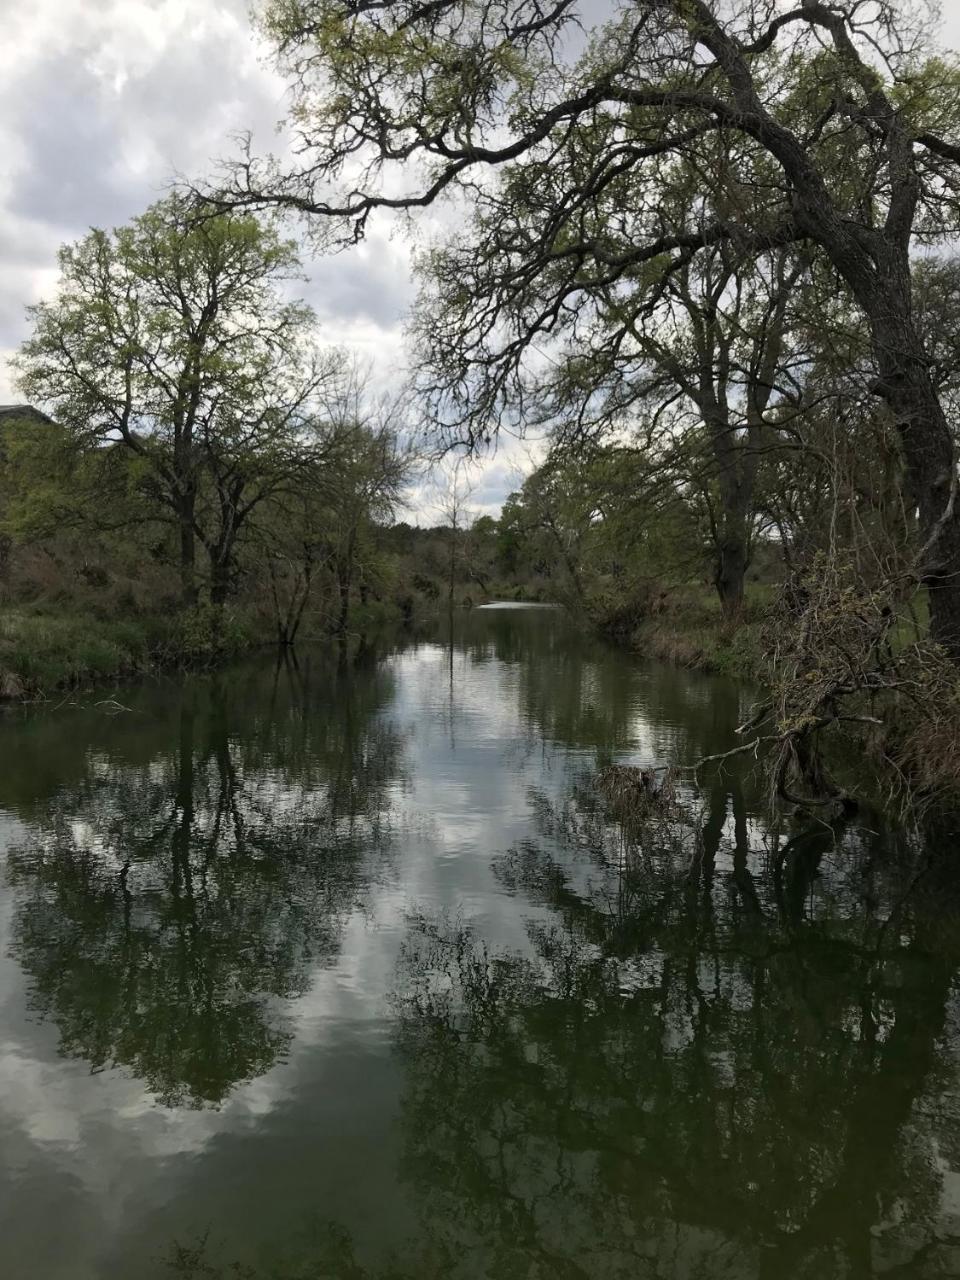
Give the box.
[0,608,958,1279]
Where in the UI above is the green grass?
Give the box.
[631,581,936,684]
[0,604,258,699]
[889,589,930,652]
[0,608,160,697]
[631,584,769,679]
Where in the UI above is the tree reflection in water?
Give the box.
[6,611,960,1278]
[385,781,960,1279]
[5,651,404,1108]
[170,766,960,1279]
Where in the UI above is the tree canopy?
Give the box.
[15,194,345,605]
[213,0,960,651]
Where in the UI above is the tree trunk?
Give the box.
[210,584,227,607]
[174,402,198,608]
[179,514,197,609]
[706,412,752,621]
[795,195,960,654]
[336,561,351,634]
[335,526,358,635]
[867,274,960,657]
[714,526,748,619]
[210,561,230,607]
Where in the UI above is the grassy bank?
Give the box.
[0,518,546,700]
[0,593,461,700]
[0,585,767,701]
[0,605,263,700]
[627,585,771,680]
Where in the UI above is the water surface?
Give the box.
[0,607,958,1278]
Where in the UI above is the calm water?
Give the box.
[0,607,959,1279]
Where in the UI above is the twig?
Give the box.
[94,699,135,715]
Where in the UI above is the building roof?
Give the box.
[0,404,54,425]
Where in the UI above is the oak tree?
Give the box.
[219,0,960,651]
[16,194,340,607]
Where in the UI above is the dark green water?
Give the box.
[0,606,959,1279]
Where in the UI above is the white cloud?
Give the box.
[3,1,960,519]
[0,0,529,516]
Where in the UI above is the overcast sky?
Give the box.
[1,0,959,520]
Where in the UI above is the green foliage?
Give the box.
[498,441,707,632]
[0,602,259,698]
[632,586,767,679]
[13,192,346,608]
[171,604,252,664]
[0,609,155,695]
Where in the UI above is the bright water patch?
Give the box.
[473,600,562,609]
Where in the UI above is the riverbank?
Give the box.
[0,578,563,701]
[625,586,768,680]
[0,595,457,700]
[0,606,250,700]
[0,599,377,701]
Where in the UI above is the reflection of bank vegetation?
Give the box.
[6,656,405,1107]
[387,781,960,1278]
[170,754,960,1277]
